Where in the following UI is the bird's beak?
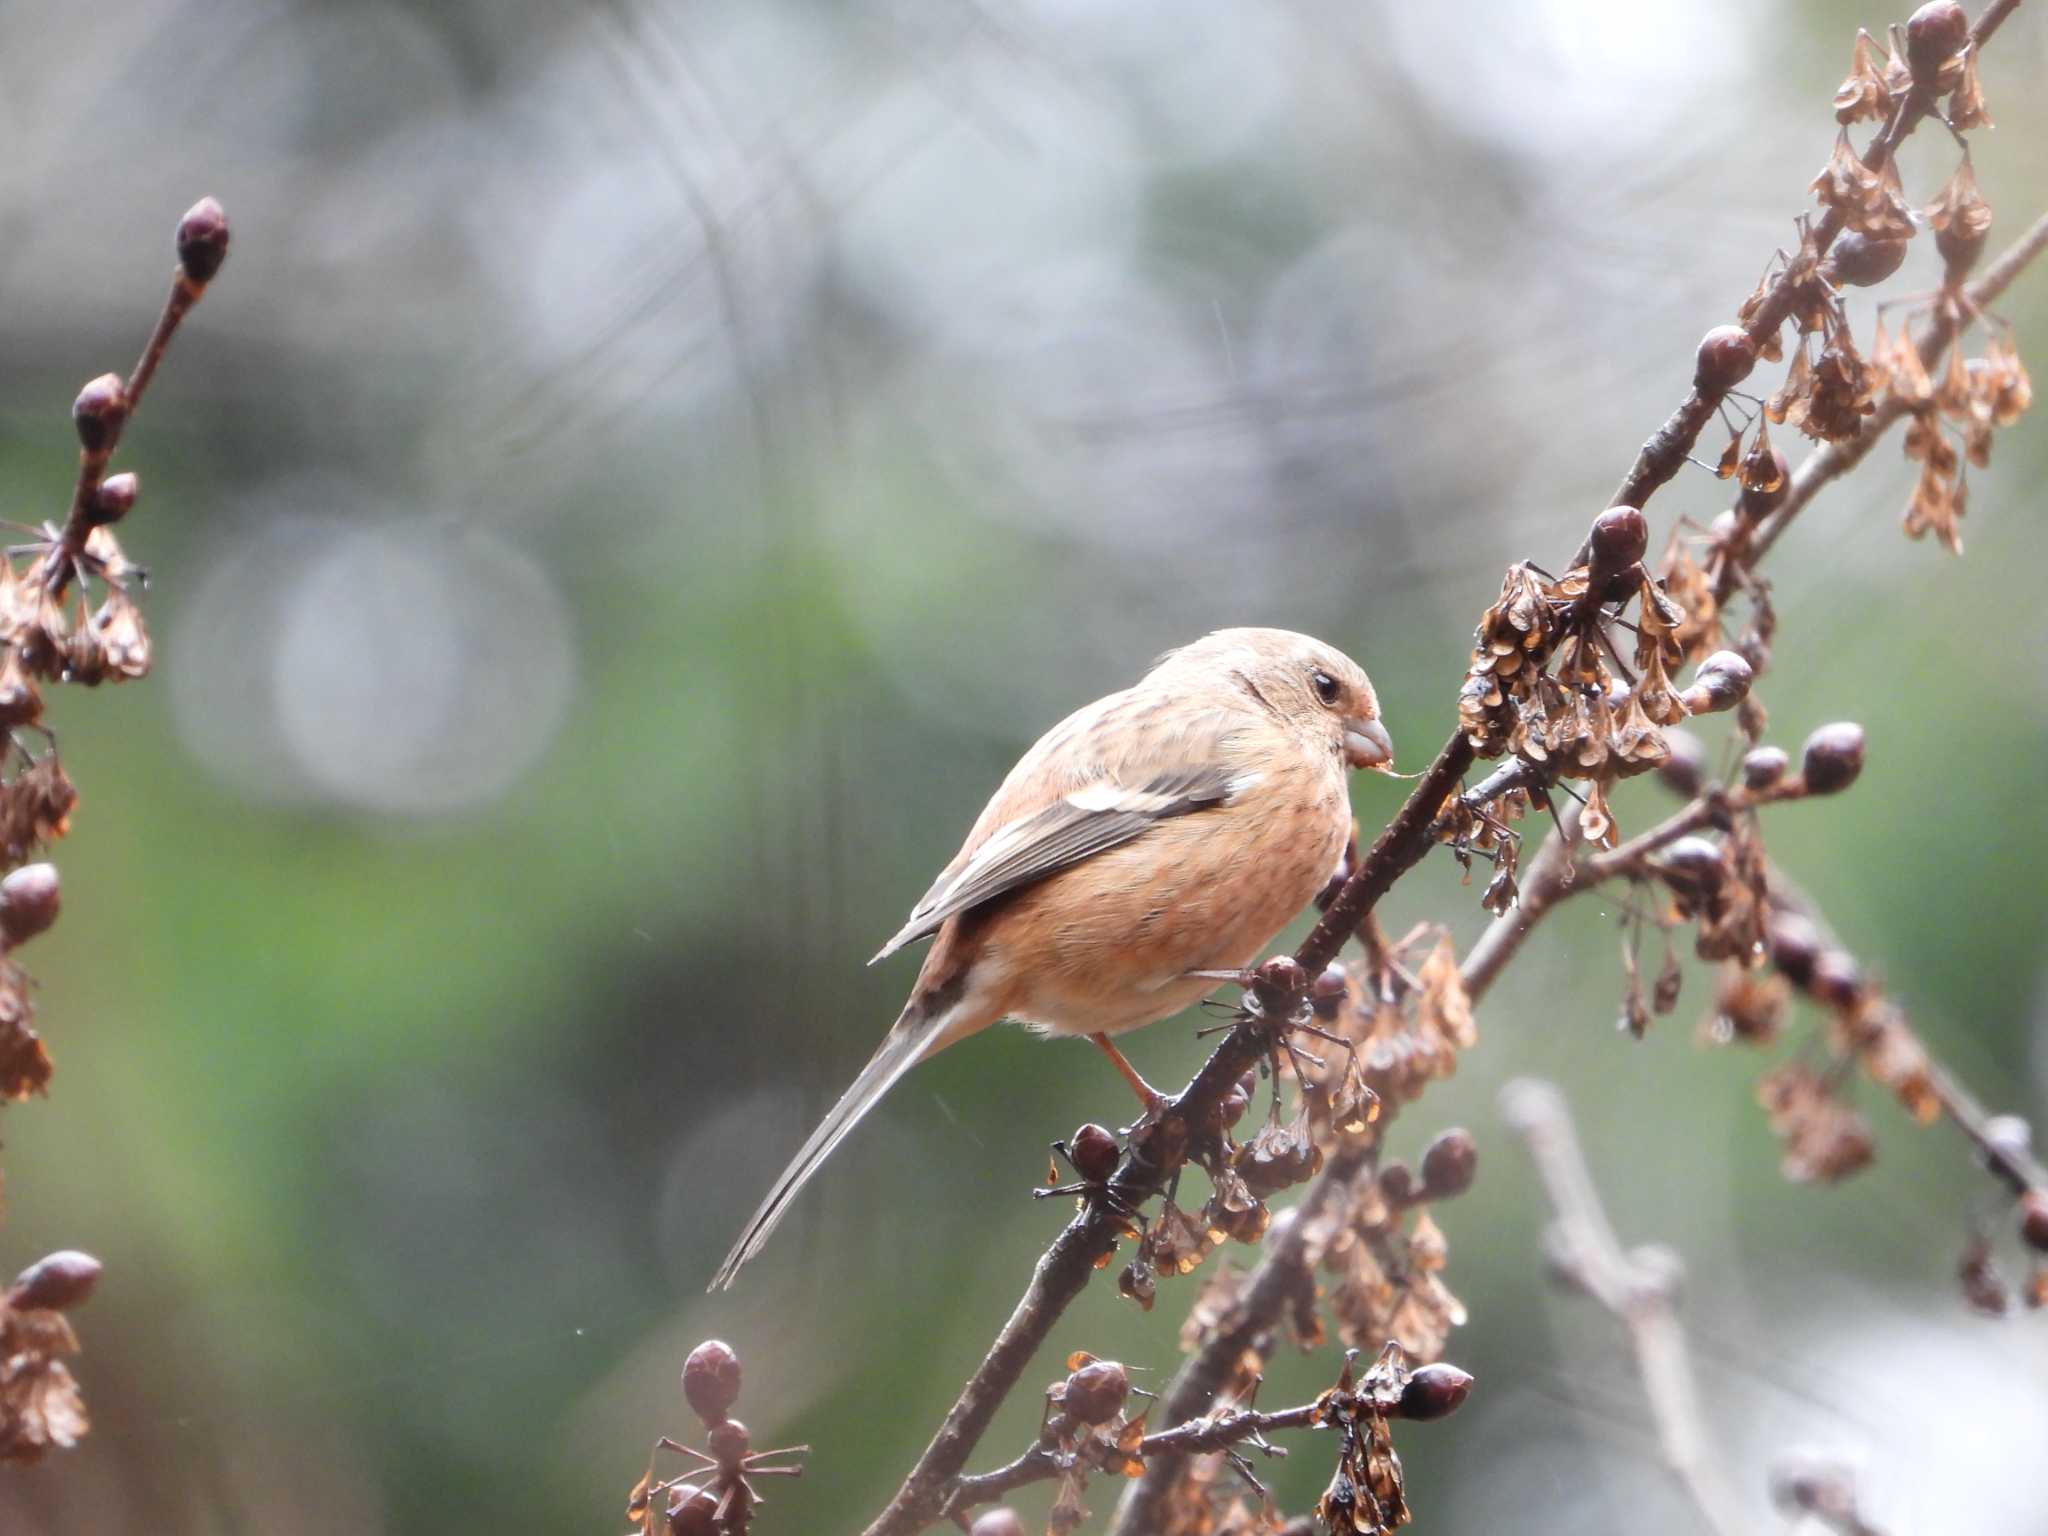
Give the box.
[1344,716,1395,773]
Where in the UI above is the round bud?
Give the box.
[1766,912,1823,989]
[1984,1115,2034,1163]
[1310,962,1349,1020]
[1068,1122,1121,1183]
[1738,447,1792,521]
[971,1511,1029,1536]
[1905,2,1969,85]
[1656,728,1708,799]
[176,196,231,284]
[1587,505,1648,576]
[1799,722,1865,795]
[705,1417,750,1468]
[1396,1362,1474,1421]
[1741,746,1789,792]
[665,1483,719,1536]
[1377,1160,1417,1206]
[2018,1191,2048,1254]
[1809,949,1865,1010]
[1693,325,1758,393]
[73,373,129,454]
[7,1250,101,1312]
[0,863,61,948]
[681,1339,742,1425]
[88,471,139,527]
[1419,1128,1479,1200]
[1680,651,1754,716]
[1653,837,1727,900]
[1061,1358,1130,1425]
[1825,232,1910,288]
[1252,955,1306,1000]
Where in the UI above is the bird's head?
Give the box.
[1157,627,1393,772]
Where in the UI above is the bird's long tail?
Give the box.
[708,995,953,1290]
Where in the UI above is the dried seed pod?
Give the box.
[1396,1362,1474,1421]
[72,373,128,453]
[681,1339,742,1426]
[89,472,138,527]
[1694,326,1758,393]
[1741,746,1789,791]
[1904,2,1968,87]
[1419,1128,1478,1200]
[1061,1358,1131,1425]
[0,863,61,947]
[1799,722,1866,794]
[1739,446,1792,522]
[1680,650,1753,715]
[6,1249,101,1311]
[1068,1122,1121,1183]
[176,196,232,285]
[1824,231,1910,288]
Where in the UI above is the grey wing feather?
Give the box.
[869,765,1239,963]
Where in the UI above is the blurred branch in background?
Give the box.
[0,198,229,1467]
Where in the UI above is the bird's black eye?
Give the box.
[1311,670,1341,706]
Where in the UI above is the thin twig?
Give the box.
[1499,1079,1749,1536]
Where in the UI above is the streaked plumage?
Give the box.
[711,628,1389,1289]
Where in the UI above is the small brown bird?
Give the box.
[710,628,1390,1289]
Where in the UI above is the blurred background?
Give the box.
[2,1,2045,1531]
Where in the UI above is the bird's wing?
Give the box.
[871,692,1258,962]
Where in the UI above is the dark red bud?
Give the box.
[1252,955,1306,1002]
[1062,1359,1130,1425]
[2019,1191,2048,1254]
[1825,232,1910,288]
[1310,962,1349,1019]
[1216,1086,1250,1130]
[1068,1122,1121,1183]
[1809,949,1865,1010]
[1740,746,1789,791]
[1767,912,1823,988]
[971,1511,1028,1536]
[0,863,61,947]
[1694,325,1758,393]
[665,1483,719,1536]
[705,1417,750,1467]
[1419,1128,1478,1200]
[1799,722,1865,795]
[73,373,129,454]
[1653,837,1727,898]
[176,196,231,284]
[1377,1160,1416,1206]
[89,471,138,527]
[1396,1362,1473,1421]
[1905,2,1968,86]
[1656,728,1708,799]
[1587,505,1648,577]
[7,1250,101,1311]
[681,1339,742,1425]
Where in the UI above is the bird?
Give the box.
[710,627,1391,1290]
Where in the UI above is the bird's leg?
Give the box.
[1090,1032,1169,1121]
